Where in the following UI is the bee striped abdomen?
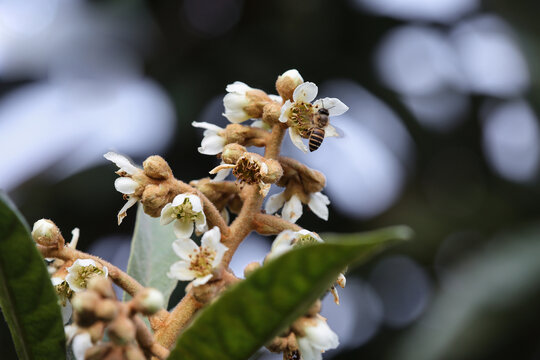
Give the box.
[308,128,325,152]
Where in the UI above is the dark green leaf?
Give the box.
[394,225,540,360]
[0,192,66,360]
[123,204,179,304]
[169,226,412,360]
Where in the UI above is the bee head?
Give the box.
[318,107,329,116]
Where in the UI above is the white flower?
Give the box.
[265,191,330,223]
[104,152,142,225]
[297,316,339,360]
[72,332,93,360]
[32,219,55,240]
[160,194,207,239]
[279,82,348,153]
[267,230,346,304]
[267,229,323,261]
[51,277,73,324]
[223,81,256,123]
[65,259,108,293]
[192,121,226,155]
[167,227,228,286]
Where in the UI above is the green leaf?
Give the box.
[394,225,540,360]
[123,204,179,304]
[0,192,66,360]
[169,226,412,360]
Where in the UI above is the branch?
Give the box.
[133,315,170,359]
[37,245,169,331]
[154,292,203,349]
[253,214,302,235]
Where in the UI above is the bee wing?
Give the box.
[325,123,345,138]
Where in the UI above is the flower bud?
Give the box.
[222,143,247,164]
[261,159,283,184]
[132,288,164,315]
[243,262,261,277]
[143,155,172,180]
[72,291,100,327]
[124,344,146,360]
[87,277,115,299]
[141,184,171,217]
[32,219,64,248]
[88,321,106,343]
[262,102,283,125]
[95,299,118,321]
[108,316,136,345]
[276,69,304,101]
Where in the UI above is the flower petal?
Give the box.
[313,97,348,116]
[209,163,235,175]
[61,301,73,324]
[171,194,188,207]
[279,100,293,123]
[168,261,196,281]
[160,203,175,225]
[211,242,229,267]
[225,81,252,94]
[172,238,199,260]
[192,121,223,133]
[195,212,208,233]
[304,317,339,351]
[186,195,204,213]
[103,152,139,175]
[117,196,138,225]
[289,128,309,153]
[192,274,214,287]
[324,124,340,138]
[114,177,139,195]
[173,219,194,239]
[298,336,322,360]
[72,333,93,360]
[308,192,330,221]
[282,194,303,223]
[265,191,287,214]
[199,135,226,155]
[200,227,221,249]
[293,82,318,103]
[212,167,231,182]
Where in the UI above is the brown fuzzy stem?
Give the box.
[253,214,303,235]
[37,245,169,331]
[154,292,203,349]
[133,315,170,359]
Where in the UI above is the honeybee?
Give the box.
[308,106,330,152]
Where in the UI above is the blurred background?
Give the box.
[1,0,540,359]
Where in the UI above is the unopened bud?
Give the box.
[87,277,115,299]
[141,184,171,217]
[143,155,172,180]
[124,344,146,360]
[132,288,164,315]
[32,219,64,248]
[88,321,106,343]
[243,262,261,277]
[262,102,283,125]
[95,299,118,321]
[261,159,283,184]
[72,291,100,327]
[222,143,247,164]
[108,316,136,345]
[276,69,304,101]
